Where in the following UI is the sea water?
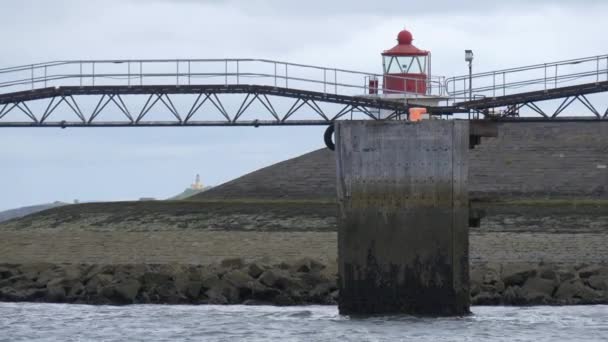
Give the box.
[1,303,606,341]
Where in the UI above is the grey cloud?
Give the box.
[135,0,603,16]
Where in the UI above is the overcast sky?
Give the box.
[1,0,607,210]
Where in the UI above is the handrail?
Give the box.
[0,58,447,98]
[3,54,607,104]
[446,53,608,98]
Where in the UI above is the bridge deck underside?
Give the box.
[455,81,608,110]
[0,81,607,126]
[0,84,409,111]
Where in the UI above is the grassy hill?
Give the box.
[0,202,68,223]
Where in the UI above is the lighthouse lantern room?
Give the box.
[382,28,430,95]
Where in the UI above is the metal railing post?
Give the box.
[554,65,558,88]
[176,60,179,86]
[30,64,34,90]
[188,61,191,86]
[44,65,47,88]
[544,64,547,92]
[80,62,83,87]
[463,78,466,98]
[236,60,240,85]
[128,62,131,87]
[225,60,228,86]
[334,69,337,94]
[502,72,506,96]
[597,57,600,83]
[323,69,327,93]
[493,72,496,98]
[274,62,277,87]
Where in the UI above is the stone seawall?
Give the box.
[1,230,608,267]
[469,121,608,199]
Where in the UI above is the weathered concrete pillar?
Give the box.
[335,120,469,315]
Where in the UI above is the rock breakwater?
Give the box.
[1,260,607,306]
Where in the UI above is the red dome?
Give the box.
[397,29,413,45]
[382,28,428,57]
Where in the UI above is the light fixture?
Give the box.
[465,50,474,63]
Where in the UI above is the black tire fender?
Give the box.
[324,124,335,151]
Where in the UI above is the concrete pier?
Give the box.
[335,120,470,315]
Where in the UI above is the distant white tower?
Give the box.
[191,174,204,190]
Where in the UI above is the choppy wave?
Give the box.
[1,303,607,341]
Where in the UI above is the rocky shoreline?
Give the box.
[1,260,607,306]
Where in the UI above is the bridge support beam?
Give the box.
[335,120,470,316]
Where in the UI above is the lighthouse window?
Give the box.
[384,56,425,74]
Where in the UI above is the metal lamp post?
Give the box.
[465,50,474,119]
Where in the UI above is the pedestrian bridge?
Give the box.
[0,54,607,127]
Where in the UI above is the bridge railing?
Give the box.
[0,59,447,98]
[446,54,608,102]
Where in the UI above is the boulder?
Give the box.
[476,266,501,285]
[308,282,337,302]
[586,275,608,291]
[222,270,254,289]
[246,280,280,301]
[297,271,330,289]
[330,290,339,303]
[470,282,481,297]
[60,264,83,282]
[0,266,17,280]
[0,287,47,302]
[521,277,556,298]
[205,280,239,304]
[291,258,325,273]
[273,292,295,306]
[185,281,203,299]
[242,299,272,306]
[472,291,502,305]
[67,282,86,299]
[246,263,265,279]
[142,272,172,289]
[258,269,303,290]
[502,285,551,305]
[17,263,52,281]
[220,258,245,270]
[205,287,228,304]
[502,286,527,305]
[35,269,63,287]
[538,267,558,281]
[480,280,504,294]
[0,275,28,288]
[112,279,141,303]
[47,283,67,302]
[173,272,190,296]
[85,273,114,294]
[258,269,286,288]
[47,277,81,294]
[555,280,600,303]
[201,274,222,290]
[578,266,601,279]
[123,264,148,279]
[555,268,577,282]
[501,264,537,287]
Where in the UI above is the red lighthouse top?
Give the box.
[380,28,430,95]
[382,29,429,57]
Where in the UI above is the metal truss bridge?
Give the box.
[0,54,607,128]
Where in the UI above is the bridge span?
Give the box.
[0,54,607,128]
